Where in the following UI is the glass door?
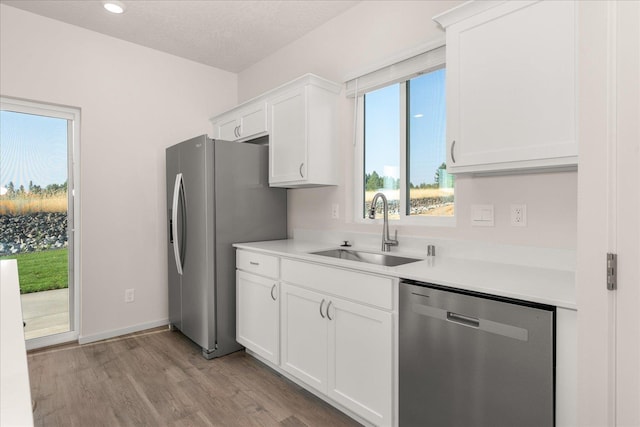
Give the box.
[0,97,80,348]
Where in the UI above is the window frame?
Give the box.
[353,68,456,227]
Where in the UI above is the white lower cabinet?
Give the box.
[236,271,279,365]
[281,282,393,427]
[280,285,328,391]
[327,296,392,426]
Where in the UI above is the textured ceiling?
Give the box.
[1,0,359,73]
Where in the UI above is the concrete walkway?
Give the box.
[20,288,69,340]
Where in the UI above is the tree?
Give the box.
[5,181,15,196]
[434,162,447,187]
[365,171,383,191]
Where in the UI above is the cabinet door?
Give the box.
[327,297,393,427]
[236,271,279,364]
[218,116,239,141]
[269,87,308,185]
[445,1,577,173]
[280,283,328,393]
[238,102,267,140]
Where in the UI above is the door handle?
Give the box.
[299,162,304,178]
[446,311,479,328]
[270,284,277,301]
[171,173,184,275]
[319,299,326,318]
[450,140,456,163]
[326,301,333,320]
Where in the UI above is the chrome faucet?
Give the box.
[368,192,399,252]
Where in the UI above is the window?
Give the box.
[357,66,454,225]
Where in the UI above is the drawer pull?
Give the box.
[249,261,260,266]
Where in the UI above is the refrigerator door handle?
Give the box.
[171,173,185,275]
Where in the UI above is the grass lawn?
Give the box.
[1,249,68,294]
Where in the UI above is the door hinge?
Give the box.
[607,253,617,290]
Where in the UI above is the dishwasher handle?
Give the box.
[446,311,480,328]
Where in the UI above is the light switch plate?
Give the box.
[471,204,494,227]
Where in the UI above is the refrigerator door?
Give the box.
[178,136,214,350]
[213,140,287,355]
[166,144,182,330]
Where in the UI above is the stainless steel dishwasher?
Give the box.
[399,279,555,427]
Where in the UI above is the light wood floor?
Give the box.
[27,328,361,426]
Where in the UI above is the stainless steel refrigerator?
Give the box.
[166,135,287,359]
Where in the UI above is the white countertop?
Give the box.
[1,260,34,427]
[233,239,576,310]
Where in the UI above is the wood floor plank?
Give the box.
[27,329,361,427]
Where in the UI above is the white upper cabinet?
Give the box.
[210,74,341,187]
[269,75,341,188]
[434,0,578,174]
[211,102,268,142]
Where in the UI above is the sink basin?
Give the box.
[310,249,421,267]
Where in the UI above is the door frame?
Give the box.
[0,96,81,349]
[576,2,640,425]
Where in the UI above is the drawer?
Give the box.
[236,250,279,278]
[281,259,393,310]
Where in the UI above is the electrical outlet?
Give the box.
[125,288,135,303]
[331,203,339,219]
[510,204,527,227]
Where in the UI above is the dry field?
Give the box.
[0,195,67,215]
[365,187,454,202]
[366,188,454,218]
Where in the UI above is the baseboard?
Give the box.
[78,318,169,345]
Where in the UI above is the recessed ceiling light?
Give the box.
[103,1,125,14]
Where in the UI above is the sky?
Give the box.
[364,68,446,186]
[0,110,68,194]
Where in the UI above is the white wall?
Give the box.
[239,0,578,250]
[0,5,237,340]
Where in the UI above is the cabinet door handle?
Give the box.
[326,301,333,320]
[270,284,277,301]
[299,162,304,178]
[450,140,456,163]
[319,299,326,318]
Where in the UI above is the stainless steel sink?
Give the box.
[310,249,421,267]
